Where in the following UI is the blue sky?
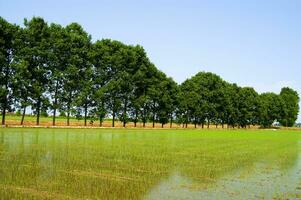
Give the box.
[1,0,300,122]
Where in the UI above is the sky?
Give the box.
[1,0,300,122]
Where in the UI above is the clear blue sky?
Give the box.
[1,0,300,122]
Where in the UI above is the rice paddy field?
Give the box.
[0,128,301,199]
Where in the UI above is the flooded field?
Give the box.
[0,128,300,199]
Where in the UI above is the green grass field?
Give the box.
[0,128,301,199]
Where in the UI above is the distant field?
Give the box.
[5,114,140,127]
[4,114,236,128]
[0,128,301,199]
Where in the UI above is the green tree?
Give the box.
[258,92,282,128]
[118,46,137,127]
[157,77,179,128]
[90,40,109,126]
[0,17,18,125]
[12,25,32,125]
[179,72,226,128]
[62,23,91,126]
[279,87,299,127]
[48,23,69,126]
[22,17,51,125]
[130,47,156,127]
[98,40,125,127]
[236,87,259,128]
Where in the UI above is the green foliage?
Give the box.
[278,87,300,127]
[0,16,299,127]
[59,111,66,117]
[15,110,21,116]
[258,92,282,128]
[0,17,18,124]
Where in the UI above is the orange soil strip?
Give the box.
[2,119,261,129]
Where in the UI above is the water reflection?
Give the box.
[0,128,300,199]
[144,155,301,199]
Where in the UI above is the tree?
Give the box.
[0,17,18,125]
[179,78,198,128]
[90,40,109,126]
[258,92,282,128]
[1,16,299,129]
[153,75,178,128]
[48,23,69,126]
[179,72,226,128]
[130,47,156,127]
[236,87,259,128]
[164,78,179,128]
[12,25,33,125]
[76,64,93,126]
[22,17,51,125]
[98,40,125,127]
[279,87,299,127]
[62,23,91,126]
[117,46,137,127]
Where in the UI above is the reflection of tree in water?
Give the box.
[178,138,300,184]
[0,129,300,199]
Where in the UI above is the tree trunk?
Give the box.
[2,101,6,125]
[52,107,57,126]
[207,121,209,129]
[84,102,88,126]
[52,80,59,126]
[36,98,41,126]
[67,110,70,126]
[152,114,155,128]
[222,123,224,128]
[99,115,102,127]
[112,111,115,127]
[67,92,72,126]
[194,122,197,128]
[2,64,9,126]
[185,113,188,128]
[161,123,164,128]
[21,106,26,125]
[134,110,138,127]
[123,99,127,128]
[1,90,8,125]
[142,107,146,127]
[99,101,105,127]
[201,123,204,129]
[123,119,126,127]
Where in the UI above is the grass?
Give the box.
[0,128,300,199]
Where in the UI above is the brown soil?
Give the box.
[2,119,262,129]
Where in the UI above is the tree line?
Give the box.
[0,17,299,128]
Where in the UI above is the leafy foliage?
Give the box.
[0,17,299,127]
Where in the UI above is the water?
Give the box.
[0,128,300,199]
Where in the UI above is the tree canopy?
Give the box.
[0,16,299,128]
